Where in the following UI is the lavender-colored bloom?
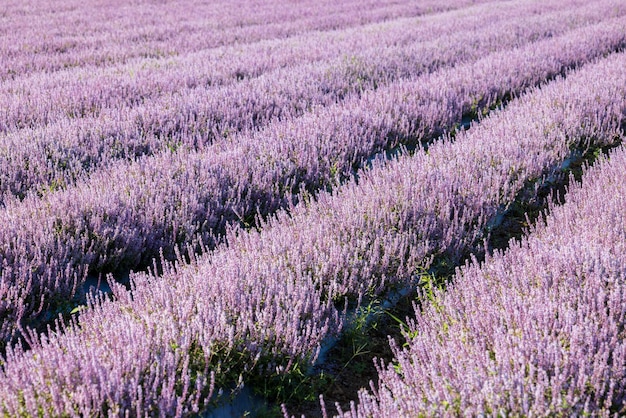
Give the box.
[2,11,625,348]
[1,47,624,416]
[345,139,626,418]
[2,0,465,80]
[0,0,579,133]
[1,0,618,202]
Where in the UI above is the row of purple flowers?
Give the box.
[1,0,613,202]
[345,120,626,418]
[1,45,624,416]
[1,11,624,349]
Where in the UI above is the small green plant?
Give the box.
[250,358,332,409]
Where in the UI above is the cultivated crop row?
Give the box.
[2,15,625,349]
[345,142,626,417]
[0,0,489,80]
[3,1,620,203]
[3,0,588,133]
[1,49,624,416]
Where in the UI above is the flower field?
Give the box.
[1,0,625,416]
